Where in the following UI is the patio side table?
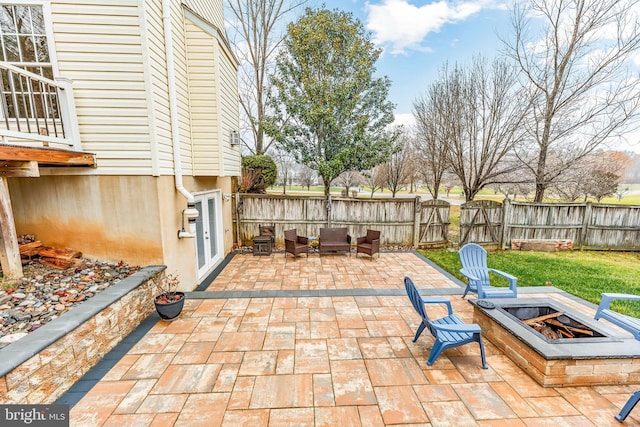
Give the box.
[253,235,272,256]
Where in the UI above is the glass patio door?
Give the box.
[194,191,223,280]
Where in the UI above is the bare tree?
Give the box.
[413,82,451,200]
[504,0,640,202]
[405,152,421,194]
[551,150,629,201]
[616,185,631,201]
[434,57,527,202]
[335,171,360,196]
[362,165,386,198]
[272,148,294,194]
[227,0,309,154]
[550,156,593,201]
[298,164,315,190]
[493,167,535,200]
[627,154,640,183]
[382,131,413,197]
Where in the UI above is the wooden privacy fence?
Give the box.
[461,199,640,250]
[235,194,640,250]
[416,199,450,247]
[459,200,503,246]
[233,193,450,248]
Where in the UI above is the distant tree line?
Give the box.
[229,0,640,203]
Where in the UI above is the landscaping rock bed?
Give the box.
[0,259,139,348]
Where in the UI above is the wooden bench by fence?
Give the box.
[511,239,573,252]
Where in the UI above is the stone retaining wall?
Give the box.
[0,266,165,404]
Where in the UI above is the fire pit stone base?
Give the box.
[472,297,640,387]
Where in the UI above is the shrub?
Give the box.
[241,155,277,193]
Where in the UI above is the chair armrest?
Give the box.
[488,268,518,289]
[371,238,380,252]
[599,293,640,310]
[488,268,517,281]
[460,268,481,282]
[347,235,352,244]
[298,236,309,244]
[423,297,453,315]
[433,323,482,334]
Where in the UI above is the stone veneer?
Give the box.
[472,299,640,387]
[0,266,165,404]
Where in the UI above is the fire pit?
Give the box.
[472,298,640,387]
[504,305,605,341]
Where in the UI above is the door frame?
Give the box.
[193,190,224,281]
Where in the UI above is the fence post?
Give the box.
[413,197,421,247]
[500,198,511,249]
[580,202,591,250]
[235,192,241,246]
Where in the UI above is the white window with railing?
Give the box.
[0,1,79,150]
[0,3,58,134]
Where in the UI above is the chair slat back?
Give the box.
[366,229,380,242]
[284,229,297,241]
[404,277,429,321]
[459,243,490,282]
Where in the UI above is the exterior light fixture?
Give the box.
[230,130,240,146]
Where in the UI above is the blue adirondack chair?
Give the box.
[594,293,640,340]
[458,243,518,299]
[404,276,488,369]
[616,390,640,421]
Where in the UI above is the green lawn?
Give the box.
[420,249,640,317]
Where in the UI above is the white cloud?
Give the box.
[393,113,416,129]
[365,0,505,54]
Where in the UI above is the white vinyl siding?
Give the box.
[185,19,220,175]
[142,0,171,174]
[43,0,235,176]
[183,0,224,29]
[51,0,153,174]
[218,40,240,176]
[183,9,239,177]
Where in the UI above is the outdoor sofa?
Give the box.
[319,227,351,255]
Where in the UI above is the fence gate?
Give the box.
[416,199,450,248]
[460,200,503,246]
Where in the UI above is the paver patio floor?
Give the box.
[66,252,640,426]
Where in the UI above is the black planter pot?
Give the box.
[154,292,185,321]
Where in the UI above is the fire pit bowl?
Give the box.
[471,297,640,387]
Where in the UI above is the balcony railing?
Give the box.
[0,61,81,151]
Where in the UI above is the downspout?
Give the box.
[162,0,193,204]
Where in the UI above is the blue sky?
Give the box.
[318,0,513,126]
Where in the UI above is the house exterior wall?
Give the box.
[217,37,242,177]
[51,0,154,174]
[184,0,224,29]
[186,19,221,175]
[8,0,240,284]
[47,0,238,177]
[9,175,234,289]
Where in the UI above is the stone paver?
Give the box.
[65,252,640,426]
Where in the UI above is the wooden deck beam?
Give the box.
[0,144,96,167]
[0,176,22,278]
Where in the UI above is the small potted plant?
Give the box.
[154,273,185,321]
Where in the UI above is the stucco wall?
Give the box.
[9,175,234,289]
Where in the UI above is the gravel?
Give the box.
[0,258,139,349]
